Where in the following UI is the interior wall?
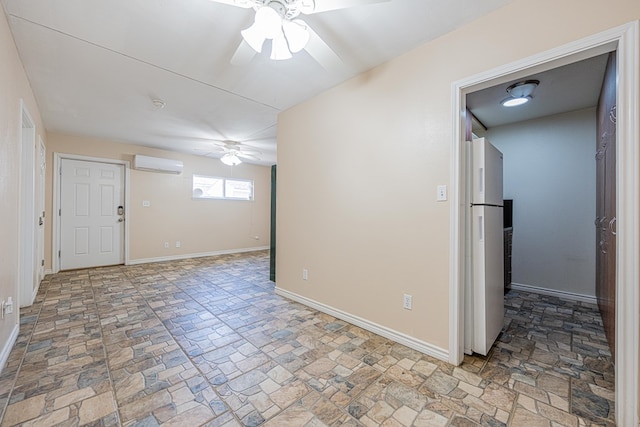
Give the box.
[45,133,271,266]
[276,0,640,354]
[484,108,596,297]
[0,6,45,363]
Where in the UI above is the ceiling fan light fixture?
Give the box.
[242,5,285,53]
[271,32,293,60]
[221,153,242,166]
[241,25,267,52]
[256,6,283,37]
[283,19,310,53]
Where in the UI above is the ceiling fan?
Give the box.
[207,140,262,165]
[209,0,389,69]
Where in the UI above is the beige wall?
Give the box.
[46,133,271,265]
[277,0,639,356]
[0,8,45,357]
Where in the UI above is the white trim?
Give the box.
[276,287,450,362]
[0,325,19,375]
[449,86,466,365]
[18,99,37,308]
[36,135,46,286]
[449,21,639,426]
[614,21,640,427]
[127,246,269,265]
[509,283,597,305]
[52,153,131,273]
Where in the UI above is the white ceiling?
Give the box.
[2,0,515,165]
[467,53,609,130]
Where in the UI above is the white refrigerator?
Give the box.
[470,137,504,356]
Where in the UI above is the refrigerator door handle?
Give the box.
[478,168,484,194]
[478,215,484,242]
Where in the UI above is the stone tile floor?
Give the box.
[0,251,615,426]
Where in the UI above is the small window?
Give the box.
[225,179,253,200]
[193,175,253,200]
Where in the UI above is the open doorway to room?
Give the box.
[449,23,639,426]
[465,52,614,424]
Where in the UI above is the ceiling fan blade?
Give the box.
[230,40,258,66]
[208,147,227,153]
[300,0,389,14]
[212,140,262,153]
[304,24,343,72]
[236,152,261,160]
[238,149,262,155]
[208,0,255,8]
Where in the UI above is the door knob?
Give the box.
[118,218,124,223]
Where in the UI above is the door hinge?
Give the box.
[41,259,44,267]
[59,209,61,216]
[59,166,62,175]
[58,250,61,258]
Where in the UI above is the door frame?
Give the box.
[18,100,37,308]
[37,136,46,282]
[449,22,639,425]
[52,153,131,273]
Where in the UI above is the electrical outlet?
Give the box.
[302,269,309,280]
[403,294,412,310]
[164,242,169,249]
[437,185,447,201]
[254,236,260,240]
[175,241,181,248]
[0,299,4,319]
[5,297,13,315]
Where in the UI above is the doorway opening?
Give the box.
[449,22,639,425]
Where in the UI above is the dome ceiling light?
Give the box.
[501,80,540,107]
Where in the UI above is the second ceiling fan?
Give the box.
[210,0,389,69]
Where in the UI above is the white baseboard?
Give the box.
[509,282,597,305]
[127,246,269,266]
[0,324,19,374]
[275,287,449,363]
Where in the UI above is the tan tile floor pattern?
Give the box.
[0,251,615,426]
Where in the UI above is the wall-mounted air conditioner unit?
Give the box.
[133,155,183,174]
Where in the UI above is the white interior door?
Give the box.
[37,138,46,282]
[60,159,125,270]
